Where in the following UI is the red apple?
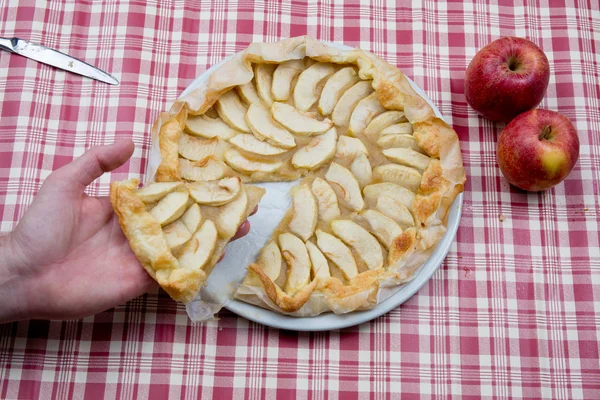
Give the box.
[465,37,550,122]
[497,109,579,191]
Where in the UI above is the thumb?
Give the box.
[45,140,135,192]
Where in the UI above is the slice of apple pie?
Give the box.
[110,175,264,303]
[111,36,466,314]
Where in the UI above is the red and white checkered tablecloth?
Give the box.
[1,0,599,398]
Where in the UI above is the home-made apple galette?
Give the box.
[111,36,466,315]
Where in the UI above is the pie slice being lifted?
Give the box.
[111,176,264,303]
[110,37,466,315]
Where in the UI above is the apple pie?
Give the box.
[111,36,466,314]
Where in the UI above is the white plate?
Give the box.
[180,42,463,331]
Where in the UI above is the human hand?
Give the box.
[0,140,252,322]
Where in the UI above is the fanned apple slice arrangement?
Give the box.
[111,37,466,315]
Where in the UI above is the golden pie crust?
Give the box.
[111,36,466,313]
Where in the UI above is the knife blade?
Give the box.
[0,36,119,85]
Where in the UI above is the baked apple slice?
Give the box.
[331,220,383,270]
[306,241,331,279]
[280,233,312,296]
[254,63,277,105]
[335,135,368,160]
[223,148,284,174]
[350,153,373,188]
[291,127,337,170]
[318,67,360,116]
[315,229,358,279]
[382,148,431,172]
[149,189,189,226]
[137,182,183,203]
[380,122,413,135]
[177,220,218,270]
[272,59,305,101]
[229,134,290,156]
[293,62,337,111]
[332,81,373,127]
[245,102,296,149]
[373,164,422,192]
[215,187,249,237]
[375,196,415,229]
[178,135,224,161]
[376,134,423,153]
[325,162,364,211]
[178,157,231,181]
[181,203,202,233]
[257,241,282,281]
[236,81,261,105]
[363,182,415,209]
[364,111,406,139]
[163,220,193,251]
[348,93,386,136]
[358,210,403,250]
[288,184,318,241]
[215,89,250,133]
[311,177,341,225]
[187,177,242,206]
[271,102,333,136]
[185,114,238,140]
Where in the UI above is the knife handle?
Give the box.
[0,37,16,53]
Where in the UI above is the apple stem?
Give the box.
[539,125,552,141]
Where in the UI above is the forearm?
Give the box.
[0,233,29,323]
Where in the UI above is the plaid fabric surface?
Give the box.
[1,0,599,398]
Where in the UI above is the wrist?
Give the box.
[0,233,30,323]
